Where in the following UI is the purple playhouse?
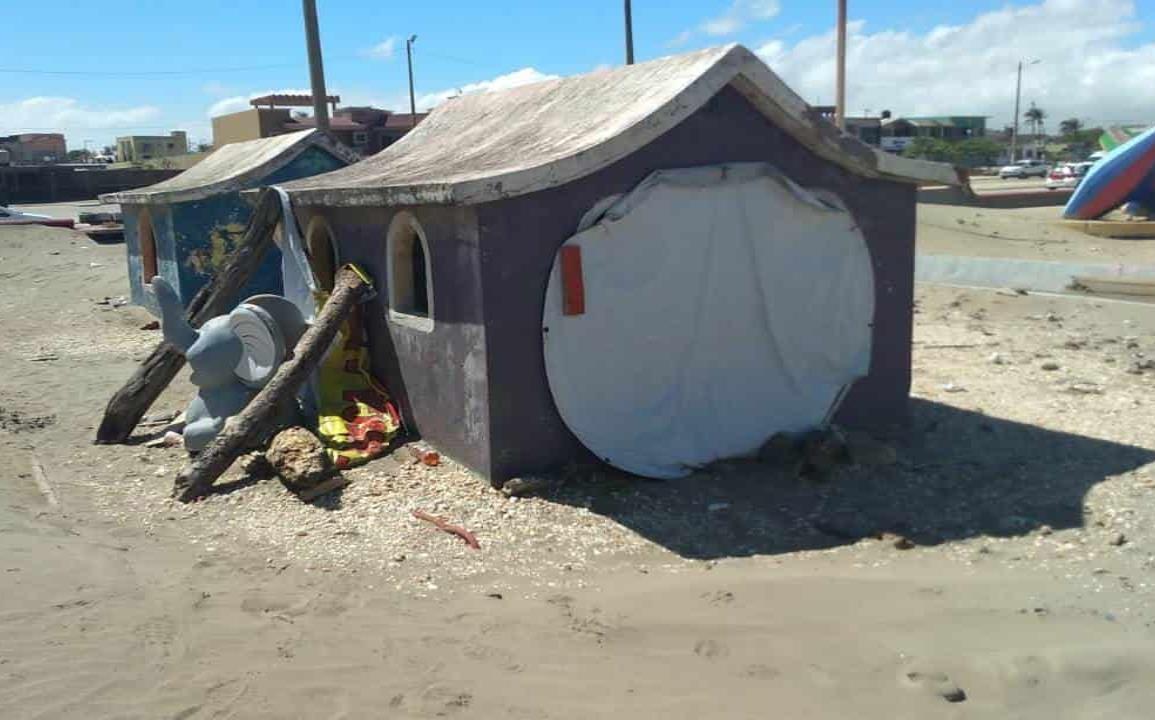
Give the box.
[277,44,958,484]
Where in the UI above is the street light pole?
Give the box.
[1010,59,1039,163]
[407,34,418,129]
[1010,61,1022,163]
[301,0,330,131]
[834,0,847,130]
[624,0,635,65]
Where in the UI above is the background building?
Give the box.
[0,133,67,164]
[880,116,987,153]
[811,107,884,147]
[211,94,425,155]
[116,131,188,163]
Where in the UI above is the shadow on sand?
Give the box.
[540,399,1155,560]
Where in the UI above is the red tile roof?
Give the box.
[250,93,341,108]
[384,113,428,129]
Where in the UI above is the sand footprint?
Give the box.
[901,666,967,703]
[694,638,728,659]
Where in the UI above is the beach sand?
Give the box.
[3,219,1155,718]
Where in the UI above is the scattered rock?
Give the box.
[266,427,334,490]
[143,430,183,448]
[501,475,556,497]
[880,532,915,550]
[707,502,731,513]
[1038,524,1053,536]
[1109,532,1127,547]
[1126,359,1154,374]
[1040,361,1061,371]
[988,352,1006,365]
[941,382,966,393]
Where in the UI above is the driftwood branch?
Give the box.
[173,266,370,502]
[95,190,283,445]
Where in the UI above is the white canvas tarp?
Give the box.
[542,163,876,479]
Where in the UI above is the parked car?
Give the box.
[1045,162,1095,191]
[998,159,1050,179]
[0,206,75,228]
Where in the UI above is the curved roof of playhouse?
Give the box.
[102,129,361,205]
[279,44,963,207]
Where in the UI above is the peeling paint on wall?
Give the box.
[184,222,247,276]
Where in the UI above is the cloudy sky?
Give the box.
[3,0,1153,150]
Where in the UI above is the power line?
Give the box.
[0,63,297,77]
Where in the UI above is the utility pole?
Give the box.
[302,0,330,131]
[624,0,635,65]
[834,0,847,130]
[407,35,418,128]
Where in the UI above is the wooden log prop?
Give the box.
[172,266,370,502]
[94,190,283,445]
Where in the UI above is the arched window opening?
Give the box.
[139,208,158,284]
[305,217,338,293]
[386,211,434,331]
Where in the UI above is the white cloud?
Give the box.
[755,0,1155,129]
[207,96,251,118]
[667,30,693,48]
[414,68,560,110]
[704,0,780,36]
[674,0,781,46]
[0,97,161,146]
[362,36,399,61]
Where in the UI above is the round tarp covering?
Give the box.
[542,163,876,479]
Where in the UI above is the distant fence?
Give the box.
[0,165,181,204]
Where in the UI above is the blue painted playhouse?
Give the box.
[101,129,360,314]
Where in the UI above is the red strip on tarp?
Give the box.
[560,245,585,316]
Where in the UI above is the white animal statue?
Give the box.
[150,276,307,452]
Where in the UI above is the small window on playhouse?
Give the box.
[387,211,433,331]
[305,216,338,292]
[139,208,158,284]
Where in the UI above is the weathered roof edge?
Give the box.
[100,130,362,205]
[284,45,960,208]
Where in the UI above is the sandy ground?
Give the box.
[918,203,1155,266]
[969,176,1050,193]
[4,221,1155,718]
[10,200,120,221]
